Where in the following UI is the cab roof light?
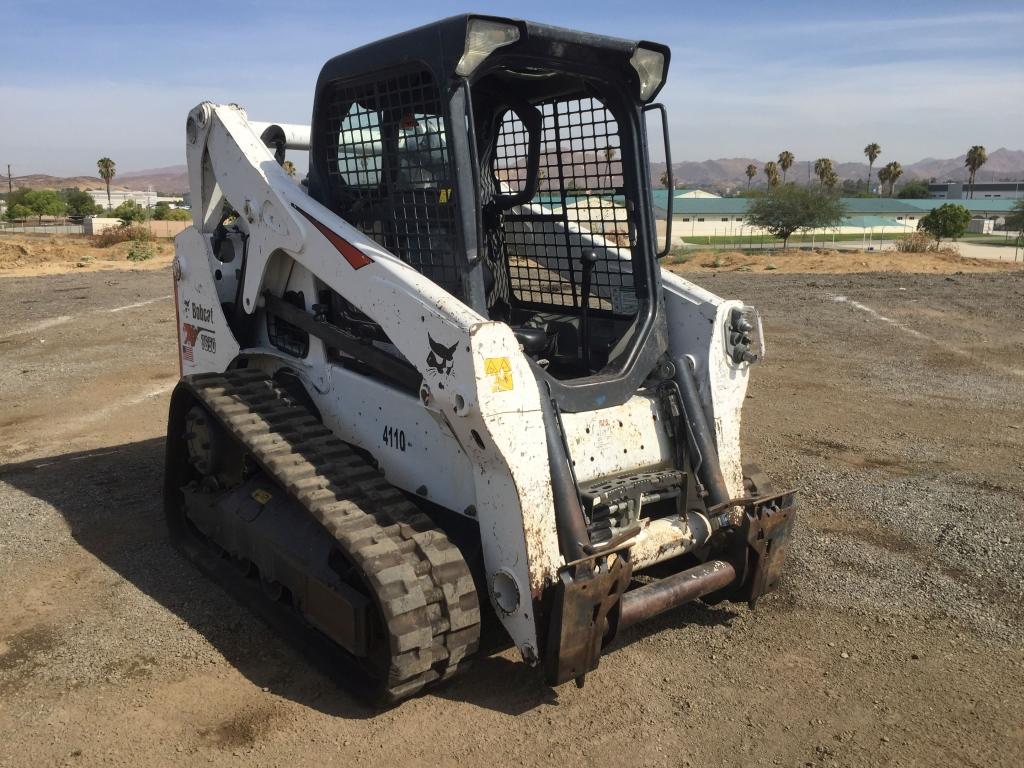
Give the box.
[630,46,666,101]
[456,19,520,77]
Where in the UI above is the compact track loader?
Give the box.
[166,14,796,702]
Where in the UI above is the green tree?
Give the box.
[745,184,846,248]
[762,161,780,188]
[840,178,872,197]
[1005,199,1024,233]
[96,157,116,209]
[4,187,32,219]
[62,188,101,217]
[964,145,987,199]
[20,189,66,224]
[6,203,32,222]
[745,163,757,189]
[153,203,190,221]
[864,142,881,194]
[918,203,971,244]
[778,151,795,183]
[112,199,148,224]
[659,170,670,188]
[881,161,903,197]
[897,179,931,199]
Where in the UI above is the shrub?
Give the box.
[664,248,692,266]
[894,231,939,253]
[894,231,961,257]
[126,240,156,262]
[92,224,153,248]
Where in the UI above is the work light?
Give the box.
[629,46,666,101]
[456,19,521,77]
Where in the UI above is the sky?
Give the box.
[2,0,1022,176]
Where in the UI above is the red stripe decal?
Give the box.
[293,205,373,270]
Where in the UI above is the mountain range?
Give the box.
[7,147,1024,197]
[4,167,193,195]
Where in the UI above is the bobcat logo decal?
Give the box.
[182,322,209,347]
[426,334,458,376]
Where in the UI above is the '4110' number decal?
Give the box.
[382,425,406,451]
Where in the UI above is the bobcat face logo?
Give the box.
[426,334,458,376]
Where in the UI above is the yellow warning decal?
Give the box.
[251,488,272,505]
[484,357,514,392]
[439,187,452,204]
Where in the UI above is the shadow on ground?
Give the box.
[0,438,735,718]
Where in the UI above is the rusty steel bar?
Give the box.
[618,559,736,629]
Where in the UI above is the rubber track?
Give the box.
[180,368,480,701]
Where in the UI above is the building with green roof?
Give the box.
[654,193,1016,239]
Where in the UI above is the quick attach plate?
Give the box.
[744,489,797,607]
[543,554,632,687]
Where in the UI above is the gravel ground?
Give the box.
[0,265,1022,768]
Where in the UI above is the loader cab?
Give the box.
[308,15,671,411]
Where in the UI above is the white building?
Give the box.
[85,186,180,210]
[928,181,1024,200]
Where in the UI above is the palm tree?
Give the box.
[602,145,617,188]
[863,143,881,194]
[822,168,839,191]
[813,158,835,188]
[965,145,987,199]
[778,151,795,183]
[882,161,902,197]
[815,158,831,188]
[877,165,891,197]
[96,157,116,209]
[763,161,780,188]
[745,163,757,189]
[282,160,297,177]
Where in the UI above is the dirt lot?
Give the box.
[1,241,1022,767]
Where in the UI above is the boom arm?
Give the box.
[179,102,564,661]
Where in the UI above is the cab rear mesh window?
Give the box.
[495,96,635,315]
[322,68,463,298]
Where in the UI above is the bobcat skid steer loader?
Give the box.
[165,14,796,703]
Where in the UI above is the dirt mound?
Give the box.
[0,233,173,276]
[670,247,1020,274]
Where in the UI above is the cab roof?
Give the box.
[315,14,670,101]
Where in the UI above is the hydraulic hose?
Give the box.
[675,357,730,507]
[540,390,590,562]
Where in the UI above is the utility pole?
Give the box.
[6,164,11,196]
